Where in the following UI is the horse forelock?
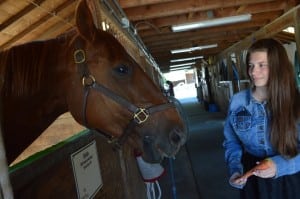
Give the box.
[1,37,67,97]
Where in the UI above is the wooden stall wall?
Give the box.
[10,131,146,199]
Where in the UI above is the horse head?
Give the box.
[66,0,187,162]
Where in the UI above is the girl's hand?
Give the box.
[252,159,276,178]
[236,158,276,182]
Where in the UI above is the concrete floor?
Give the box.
[160,97,239,199]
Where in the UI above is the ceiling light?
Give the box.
[170,66,192,71]
[171,56,203,63]
[171,44,217,54]
[283,26,295,34]
[171,14,252,32]
[170,62,195,68]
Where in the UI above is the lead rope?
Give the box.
[146,181,162,199]
[118,150,130,199]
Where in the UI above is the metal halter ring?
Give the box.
[133,108,149,124]
[74,49,86,64]
[82,75,96,86]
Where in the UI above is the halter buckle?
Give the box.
[74,49,86,64]
[82,75,96,86]
[134,108,149,124]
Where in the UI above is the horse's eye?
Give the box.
[114,64,130,75]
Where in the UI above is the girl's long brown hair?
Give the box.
[246,38,300,158]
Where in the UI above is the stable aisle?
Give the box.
[160,97,239,199]
[182,97,239,199]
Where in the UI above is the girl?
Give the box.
[223,38,300,199]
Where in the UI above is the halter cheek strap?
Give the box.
[74,39,175,148]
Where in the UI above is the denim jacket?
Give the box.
[223,89,300,180]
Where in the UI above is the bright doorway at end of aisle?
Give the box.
[163,69,197,99]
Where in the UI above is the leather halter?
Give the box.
[73,39,175,148]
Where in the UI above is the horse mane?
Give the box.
[0,31,74,97]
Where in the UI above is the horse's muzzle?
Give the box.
[142,126,186,163]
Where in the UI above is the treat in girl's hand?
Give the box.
[237,158,272,180]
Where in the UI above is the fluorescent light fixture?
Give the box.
[172,14,252,32]
[283,26,295,34]
[170,66,192,71]
[170,62,195,68]
[171,56,203,63]
[171,44,217,54]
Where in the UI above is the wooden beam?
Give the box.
[0,0,74,49]
[142,22,264,47]
[147,31,253,53]
[12,3,76,46]
[218,5,300,58]
[0,0,47,31]
[131,3,284,34]
[124,0,275,21]
[119,0,176,9]
[137,11,279,38]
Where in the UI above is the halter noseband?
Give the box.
[74,40,175,148]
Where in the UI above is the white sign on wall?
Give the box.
[71,140,103,199]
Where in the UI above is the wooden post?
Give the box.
[0,80,14,199]
[294,6,300,61]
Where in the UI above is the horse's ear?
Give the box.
[75,0,98,41]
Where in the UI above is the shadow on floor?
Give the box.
[160,97,239,199]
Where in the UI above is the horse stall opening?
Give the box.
[1,0,185,199]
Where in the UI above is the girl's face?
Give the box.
[248,51,270,87]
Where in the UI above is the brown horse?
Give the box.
[0,0,186,165]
